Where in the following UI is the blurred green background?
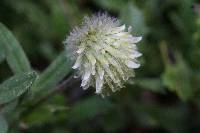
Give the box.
[1,0,200,132]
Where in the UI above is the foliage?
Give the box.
[0,0,200,132]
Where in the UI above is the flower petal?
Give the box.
[126,60,140,68]
[130,51,142,58]
[131,36,142,43]
[72,56,82,69]
[95,75,103,94]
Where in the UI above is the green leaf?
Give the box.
[0,100,18,116]
[92,0,124,12]
[33,51,72,94]
[120,2,147,35]
[0,46,5,63]
[0,53,5,63]
[0,115,8,133]
[162,55,193,101]
[39,43,58,61]
[23,94,68,126]
[132,102,187,133]
[47,0,69,39]
[23,103,68,126]
[0,71,37,104]
[0,23,31,74]
[134,78,165,93]
[68,96,114,122]
[7,1,52,39]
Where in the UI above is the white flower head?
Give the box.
[64,13,142,96]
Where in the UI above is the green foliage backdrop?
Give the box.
[1,0,200,133]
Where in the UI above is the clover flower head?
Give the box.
[64,13,142,96]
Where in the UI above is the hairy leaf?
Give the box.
[0,100,18,115]
[0,45,5,63]
[0,23,31,74]
[0,71,37,104]
[33,51,72,94]
[0,115,8,133]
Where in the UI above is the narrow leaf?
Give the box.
[162,55,193,101]
[68,96,114,122]
[0,23,31,74]
[120,2,147,35]
[0,48,5,63]
[0,71,37,104]
[33,51,71,94]
[0,115,8,133]
[0,100,18,115]
[134,78,165,93]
